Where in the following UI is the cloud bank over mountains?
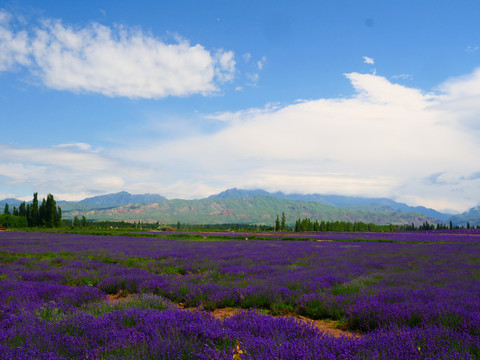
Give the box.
[121,71,478,212]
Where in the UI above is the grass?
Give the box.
[36,304,66,322]
[330,274,383,296]
[83,294,174,316]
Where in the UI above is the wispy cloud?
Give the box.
[0,11,236,98]
[0,143,154,200]
[466,45,479,53]
[391,74,412,81]
[0,10,31,71]
[54,143,97,152]
[257,56,267,70]
[425,172,454,186]
[240,55,267,87]
[214,50,236,83]
[363,56,374,65]
[461,171,480,181]
[246,72,260,85]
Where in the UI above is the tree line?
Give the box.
[293,218,396,232]
[291,217,478,232]
[1,193,62,228]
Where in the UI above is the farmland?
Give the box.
[1,230,480,359]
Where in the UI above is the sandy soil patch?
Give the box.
[211,307,360,338]
[291,314,360,338]
[106,291,131,302]
[211,307,243,320]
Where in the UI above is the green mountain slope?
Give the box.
[57,192,167,212]
[62,196,438,226]
[209,188,453,221]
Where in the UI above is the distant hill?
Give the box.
[208,188,273,199]
[209,188,453,221]
[0,198,24,209]
[448,207,480,227]
[58,192,167,211]
[61,195,439,226]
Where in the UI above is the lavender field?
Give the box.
[1,231,480,359]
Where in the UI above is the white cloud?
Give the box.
[0,12,236,98]
[434,67,480,135]
[92,175,125,188]
[437,67,480,99]
[345,72,434,107]
[363,56,374,65]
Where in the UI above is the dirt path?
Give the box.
[211,307,360,338]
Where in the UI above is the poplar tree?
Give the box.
[19,202,26,218]
[275,215,280,231]
[54,207,62,227]
[281,212,286,231]
[31,193,39,226]
[38,199,46,226]
[44,194,56,228]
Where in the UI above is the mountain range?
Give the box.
[2,188,477,226]
[448,206,480,226]
[208,189,452,221]
[57,192,167,211]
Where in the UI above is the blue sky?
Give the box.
[1,0,480,212]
